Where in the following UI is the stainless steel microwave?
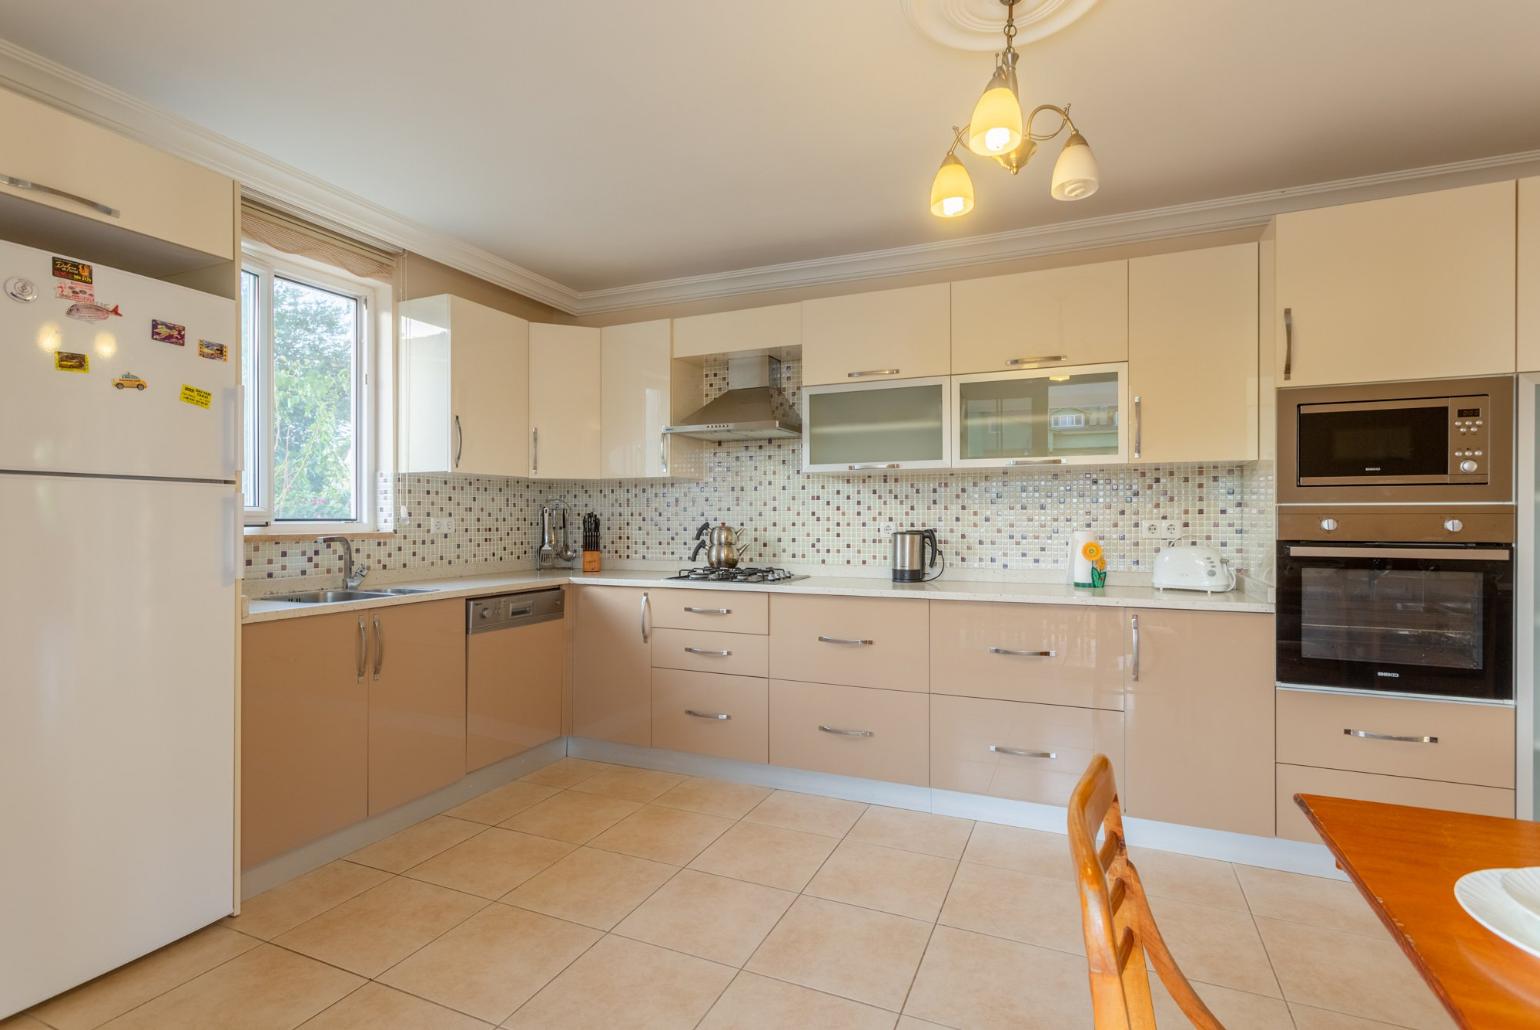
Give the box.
[1278,376,1514,505]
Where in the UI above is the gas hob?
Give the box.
[667,566,806,584]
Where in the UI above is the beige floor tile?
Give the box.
[303,982,490,1030]
[378,904,599,1024]
[743,790,866,838]
[806,840,957,922]
[502,846,676,930]
[29,926,259,1030]
[97,944,361,1030]
[275,876,486,978]
[1236,865,1385,937]
[895,1018,948,1028]
[939,861,1086,956]
[959,822,1075,881]
[1,1015,52,1029]
[1143,894,1280,998]
[904,926,1092,1029]
[567,765,685,803]
[222,861,390,941]
[445,780,559,825]
[689,820,839,891]
[746,896,931,1011]
[847,806,973,860]
[518,758,614,789]
[405,828,575,899]
[347,815,485,873]
[699,971,897,1029]
[653,777,772,819]
[1151,978,1294,1029]
[1289,1004,1412,1029]
[503,934,734,1029]
[1257,915,1456,1029]
[1128,846,1248,912]
[499,790,642,844]
[588,804,734,865]
[614,869,795,966]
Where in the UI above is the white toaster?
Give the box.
[1151,546,1236,593]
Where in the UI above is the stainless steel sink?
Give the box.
[376,587,438,595]
[269,589,395,604]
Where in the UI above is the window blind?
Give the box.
[240,196,400,283]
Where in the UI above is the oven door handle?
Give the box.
[1286,546,1510,561]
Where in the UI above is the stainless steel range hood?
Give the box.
[663,355,801,441]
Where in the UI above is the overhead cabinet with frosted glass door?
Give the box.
[951,363,1127,469]
[399,294,530,476]
[950,260,1128,374]
[529,323,602,479]
[802,377,952,472]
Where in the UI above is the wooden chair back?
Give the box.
[1067,754,1223,1030]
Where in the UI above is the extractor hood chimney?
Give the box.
[662,355,801,442]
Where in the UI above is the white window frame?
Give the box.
[242,245,378,532]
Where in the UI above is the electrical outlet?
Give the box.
[1142,520,1170,540]
[430,516,455,534]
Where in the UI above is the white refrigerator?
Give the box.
[0,237,239,1016]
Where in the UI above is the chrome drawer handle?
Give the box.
[1007,458,1064,466]
[1344,728,1438,744]
[685,647,733,657]
[1005,354,1067,367]
[0,173,120,218]
[847,463,901,471]
[686,709,731,721]
[684,606,732,615]
[990,745,1056,759]
[847,368,900,378]
[817,635,874,646]
[818,725,874,737]
[988,646,1056,658]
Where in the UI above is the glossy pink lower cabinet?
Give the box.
[769,595,929,692]
[652,669,768,763]
[930,695,1124,806]
[573,586,651,746]
[929,601,1123,710]
[768,679,928,785]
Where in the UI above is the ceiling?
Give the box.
[2,1,1539,298]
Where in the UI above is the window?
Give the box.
[242,252,374,527]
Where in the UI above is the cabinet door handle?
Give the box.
[847,368,900,379]
[1344,728,1438,744]
[990,745,1057,758]
[684,606,732,615]
[453,415,463,468]
[356,616,368,682]
[1129,613,1140,682]
[1005,354,1067,367]
[818,724,874,737]
[640,591,651,643]
[1282,307,1294,382]
[988,646,1056,658]
[659,433,668,475]
[847,463,901,471]
[684,647,733,657]
[1132,394,1142,460]
[0,173,120,218]
[686,709,732,721]
[1007,458,1064,466]
[818,635,873,646]
[372,614,384,679]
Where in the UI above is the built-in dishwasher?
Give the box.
[466,588,565,772]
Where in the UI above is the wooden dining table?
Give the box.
[1297,794,1540,1028]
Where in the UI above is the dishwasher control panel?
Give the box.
[467,588,564,633]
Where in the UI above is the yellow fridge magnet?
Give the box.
[112,372,148,391]
[54,350,89,373]
[179,384,212,409]
[196,339,227,361]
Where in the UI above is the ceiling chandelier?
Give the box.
[929,0,1100,218]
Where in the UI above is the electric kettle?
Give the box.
[892,529,942,582]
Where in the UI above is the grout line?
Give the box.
[896,820,976,1020]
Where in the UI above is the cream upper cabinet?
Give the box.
[400,294,529,477]
[950,260,1128,374]
[1273,181,1517,387]
[529,323,602,479]
[801,283,950,386]
[1128,244,1258,464]
[601,319,701,478]
[0,87,234,260]
[1520,177,1540,372]
[673,302,801,358]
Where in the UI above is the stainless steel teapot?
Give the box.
[691,521,744,568]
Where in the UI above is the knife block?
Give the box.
[581,549,602,573]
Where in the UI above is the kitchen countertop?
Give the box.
[244,568,1273,623]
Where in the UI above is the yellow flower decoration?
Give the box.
[1080,540,1103,562]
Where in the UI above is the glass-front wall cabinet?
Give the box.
[803,377,951,472]
[952,364,1127,468]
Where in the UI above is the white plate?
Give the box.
[1502,868,1540,922]
[1455,868,1540,959]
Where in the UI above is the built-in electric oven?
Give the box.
[1276,509,1514,702]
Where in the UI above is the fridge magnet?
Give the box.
[54,280,95,303]
[65,301,122,323]
[54,351,90,373]
[50,257,92,284]
[5,276,37,302]
[196,339,228,362]
[179,384,212,409]
[151,319,186,346]
[112,372,148,391]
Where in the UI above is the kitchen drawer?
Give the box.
[1277,690,1514,788]
[930,601,1122,710]
[1276,763,1514,843]
[769,679,929,786]
[650,589,768,634]
[652,669,768,763]
[931,695,1123,806]
[769,594,929,692]
[652,627,768,677]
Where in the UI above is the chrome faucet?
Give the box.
[538,500,579,569]
[320,536,369,589]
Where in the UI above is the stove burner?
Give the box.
[669,566,805,584]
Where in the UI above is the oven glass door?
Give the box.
[1276,542,1512,700]
[1296,404,1450,483]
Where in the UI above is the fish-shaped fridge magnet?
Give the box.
[66,301,122,322]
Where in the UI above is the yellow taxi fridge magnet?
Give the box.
[54,350,90,373]
[113,372,148,391]
[179,384,212,409]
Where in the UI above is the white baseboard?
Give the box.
[570,738,1346,881]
